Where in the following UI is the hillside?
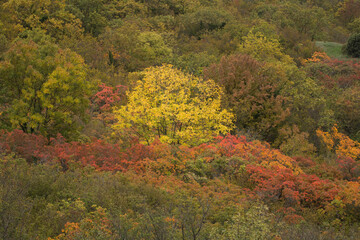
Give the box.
[0,0,360,239]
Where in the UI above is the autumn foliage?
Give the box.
[1,0,360,238]
[204,54,289,138]
[113,65,234,146]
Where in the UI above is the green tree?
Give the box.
[2,0,83,42]
[335,87,360,141]
[239,31,293,64]
[281,66,334,136]
[179,7,231,38]
[113,64,234,146]
[343,33,360,57]
[66,0,107,36]
[134,31,173,67]
[100,26,173,72]
[0,30,93,139]
[210,204,278,240]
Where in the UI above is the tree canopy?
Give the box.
[1,0,360,239]
[0,30,93,139]
[113,64,234,145]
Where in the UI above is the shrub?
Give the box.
[343,33,360,57]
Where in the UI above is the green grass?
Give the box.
[315,41,348,59]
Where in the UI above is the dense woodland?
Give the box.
[1,0,360,239]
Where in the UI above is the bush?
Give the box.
[343,33,360,57]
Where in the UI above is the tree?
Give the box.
[50,207,114,240]
[278,125,316,157]
[100,26,173,72]
[316,125,360,160]
[238,31,293,64]
[66,0,107,36]
[335,87,360,141]
[179,7,231,38]
[203,54,289,140]
[112,64,234,146]
[0,30,93,139]
[336,0,360,25]
[2,0,83,42]
[343,33,360,57]
[281,65,334,137]
[246,165,339,208]
[134,31,173,68]
[210,204,277,240]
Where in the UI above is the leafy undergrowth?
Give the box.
[0,130,359,239]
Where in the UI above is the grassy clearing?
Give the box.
[315,41,348,59]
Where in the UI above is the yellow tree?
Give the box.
[113,65,234,146]
[316,125,360,159]
[238,31,294,65]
